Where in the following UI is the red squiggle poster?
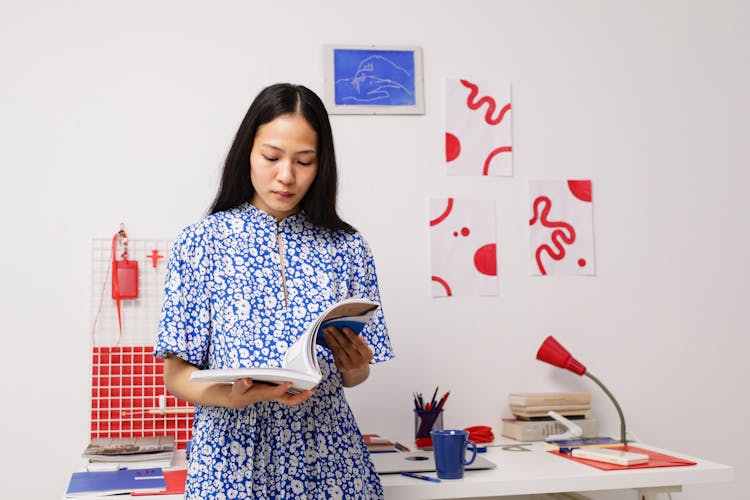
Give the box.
[445,78,513,177]
[529,180,595,276]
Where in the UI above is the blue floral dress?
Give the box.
[154,203,394,499]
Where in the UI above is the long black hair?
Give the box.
[209,83,353,232]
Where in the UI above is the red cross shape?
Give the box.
[147,249,164,268]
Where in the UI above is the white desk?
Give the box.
[65,443,732,499]
[380,442,733,500]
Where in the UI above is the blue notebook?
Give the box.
[317,317,372,348]
[66,468,166,497]
[315,302,379,349]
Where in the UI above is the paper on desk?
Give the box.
[131,469,187,496]
[551,445,697,470]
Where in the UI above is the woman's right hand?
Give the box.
[226,378,316,408]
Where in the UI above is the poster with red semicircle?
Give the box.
[429,197,497,297]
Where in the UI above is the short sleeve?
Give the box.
[153,225,212,368]
[347,233,394,364]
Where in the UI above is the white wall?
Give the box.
[1,1,747,498]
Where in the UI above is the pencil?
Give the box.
[394,442,410,452]
[429,386,439,407]
[436,390,451,410]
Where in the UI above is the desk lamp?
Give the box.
[536,335,627,445]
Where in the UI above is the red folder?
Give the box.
[131,469,187,496]
[551,445,697,470]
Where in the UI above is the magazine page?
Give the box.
[189,367,321,393]
[283,326,319,375]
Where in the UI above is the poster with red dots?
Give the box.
[445,78,513,177]
[429,197,498,297]
[529,180,595,276]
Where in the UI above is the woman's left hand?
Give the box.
[324,326,373,387]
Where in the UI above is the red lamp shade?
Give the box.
[536,336,586,375]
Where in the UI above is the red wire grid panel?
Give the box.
[90,346,194,449]
[89,238,194,449]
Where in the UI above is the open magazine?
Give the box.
[189,298,379,393]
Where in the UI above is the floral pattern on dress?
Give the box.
[155,203,394,499]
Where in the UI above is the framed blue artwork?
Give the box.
[325,45,424,115]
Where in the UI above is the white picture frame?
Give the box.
[324,44,424,115]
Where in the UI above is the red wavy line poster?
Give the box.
[529,180,596,276]
[445,78,513,177]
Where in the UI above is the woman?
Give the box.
[155,83,394,498]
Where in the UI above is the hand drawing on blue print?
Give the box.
[333,49,416,106]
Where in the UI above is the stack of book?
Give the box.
[66,468,167,497]
[83,435,176,469]
[509,392,592,418]
[502,392,599,441]
[362,434,398,453]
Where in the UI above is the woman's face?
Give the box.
[249,113,318,220]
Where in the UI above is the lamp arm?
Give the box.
[584,371,627,445]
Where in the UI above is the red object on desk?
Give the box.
[551,445,697,470]
[415,437,432,448]
[465,425,494,443]
[131,469,187,496]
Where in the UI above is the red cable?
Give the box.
[464,425,494,443]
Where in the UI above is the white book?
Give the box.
[189,298,379,393]
[571,447,649,466]
[85,454,174,471]
[502,418,599,441]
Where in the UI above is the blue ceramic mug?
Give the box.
[430,429,477,479]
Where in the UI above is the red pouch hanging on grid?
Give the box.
[111,226,138,332]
